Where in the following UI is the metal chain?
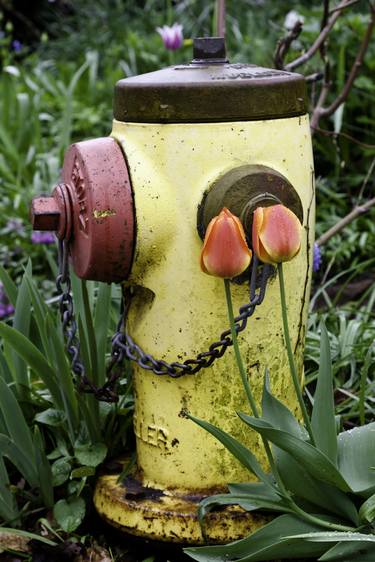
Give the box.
[56,240,274,401]
[110,257,274,378]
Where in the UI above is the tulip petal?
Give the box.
[259,205,301,263]
[200,208,252,278]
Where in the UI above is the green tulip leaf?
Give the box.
[53,496,85,533]
[261,370,307,438]
[276,449,359,525]
[359,492,375,524]
[337,422,375,497]
[238,414,351,492]
[184,514,328,562]
[187,413,274,489]
[311,322,337,465]
[198,488,291,525]
[319,539,375,561]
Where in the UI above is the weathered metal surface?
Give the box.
[191,37,228,64]
[30,195,61,231]
[114,44,307,123]
[197,164,304,241]
[97,115,315,542]
[30,137,135,282]
[94,462,269,544]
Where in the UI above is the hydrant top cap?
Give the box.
[114,40,307,124]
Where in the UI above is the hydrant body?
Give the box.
[31,39,315,544]
[94,50,315,542]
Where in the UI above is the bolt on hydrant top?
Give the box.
[114,37,307,123]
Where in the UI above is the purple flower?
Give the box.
[6,218,25,235]
[0,283,14,320]
[313,242,322,272]
[0,303,14,320]
[31,231,55,245]
[12,40,22,52]
[156,23,183,50]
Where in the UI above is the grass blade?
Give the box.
[0,322,62,408]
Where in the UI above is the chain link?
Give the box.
[56,240,273,401]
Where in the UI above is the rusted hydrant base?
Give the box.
[94,466,269,544]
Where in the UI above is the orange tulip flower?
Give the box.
[200,208,252,278]
[252,204,302,264]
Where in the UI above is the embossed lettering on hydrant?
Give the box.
[134,414,171,451]
[71,157,88,234]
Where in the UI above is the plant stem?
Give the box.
[224,279,356,533]
[224,279,259,417]
[224,279,289,496]
[277,264,315,445]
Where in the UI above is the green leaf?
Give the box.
[0,434,38,488]
[70,466,96,478]
[53,496,85,532]
[238,414,351,492]
[0,264,17,307]
[94,282,112,386]
[75,442,107,467]
[311,322,337,465]
[319,539,375,561]
[188,414,274,489]
[0,348,13,384]
[25,274,54,363]
[0,322,62,408]
[198,491,291,525]
[337,422,375,497]
[359,492,375,524]
[11,261,33,392]
[0,457,19,523]
[0,377,34,461]
[81,280,98,384]
[261,371,307,438]
[184,514,327,562]
[34,427,54,508]
[51,459,71,487]
[35,408,66,427]
[276,450,359,525]
[46,315,78,433]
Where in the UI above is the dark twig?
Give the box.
[316,196,375,246]
[285,0,356,71]
[312,126,375,149]
[274,21,303,70]
[317,8,375,118]
[329,0,361,13]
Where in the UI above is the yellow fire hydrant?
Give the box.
[31,38,314,544]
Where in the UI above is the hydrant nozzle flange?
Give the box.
[30,137,135,283]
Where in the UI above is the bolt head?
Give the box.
[31,196,61,231]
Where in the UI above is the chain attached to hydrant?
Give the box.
[56,238,274,402]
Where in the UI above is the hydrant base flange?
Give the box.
[94,462,269,544]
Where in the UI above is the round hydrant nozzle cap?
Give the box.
[31,196,61,232]
[191,37,228,64]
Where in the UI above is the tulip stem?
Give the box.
[224,279,259,417]
[277,263,315,445]
[224,279,289,495]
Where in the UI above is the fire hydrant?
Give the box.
[31,38,315,544]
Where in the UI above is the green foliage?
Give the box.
[185,323,375,561]
[0,263,133,530]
